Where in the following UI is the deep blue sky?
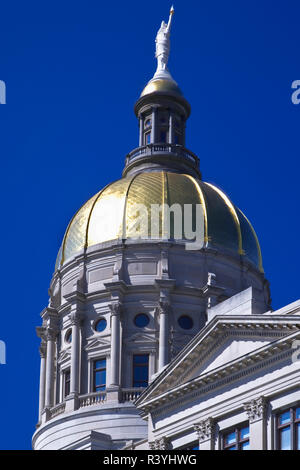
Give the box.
[0,0,299,449]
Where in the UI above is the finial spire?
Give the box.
[154,6,175,78]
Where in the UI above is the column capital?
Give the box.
[69,310,83,326]
[194,417,215,442]
[109,302,122,317]
[156,299,171,316]
[149,436,171,450]
[243,396,267,423]
[45,327,58,342]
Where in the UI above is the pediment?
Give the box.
[136,315,300,405]
[124,332,158,345]
[172,328,288,387]
[84,336,111,352]
[57,348,71,364]
[184,335,271,383]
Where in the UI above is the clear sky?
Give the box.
[0,0,300,449]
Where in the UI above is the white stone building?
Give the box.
[32,9,300,451]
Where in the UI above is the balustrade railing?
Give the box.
[79,391,107,408]
[125,144,199,167]
[121,388,145,402]
[49,402,66,418]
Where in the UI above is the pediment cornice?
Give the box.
[138,330,300,416]
[136,315,300,409]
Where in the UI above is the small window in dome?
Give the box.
[145,119,151,128]
[178,315,193,330]
[134,313,150,328]
[145,132,151,145]
[95,318,107,333]
[65,329,72,344]
[174,132,180,144]
[160,131,167,143]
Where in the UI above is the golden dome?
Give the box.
[55,172,263,272]
[140,78,183,98]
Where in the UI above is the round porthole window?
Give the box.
[95,318,107,333]
[177,315,193,330]
[65,329,72,344]
[134,313,150,328]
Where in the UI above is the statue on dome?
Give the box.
[155,5,174,72]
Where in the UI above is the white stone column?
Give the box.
[110,303,121,387]
[194,418,215,450]
[38,342,46,421]
[169,112,174,144]
[243,396,267,450]
[70,311,81,396]
[44,328,57,408]
[139,116,144,147]
[151,107,157,143]
[157,300,170,370]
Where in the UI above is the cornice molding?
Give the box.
[136,316,300,406]
[138,332,299,416]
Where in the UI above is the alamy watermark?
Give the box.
[98,200,205,250]
[0,340,6,364]
[0,80,6,104]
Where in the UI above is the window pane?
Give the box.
[279,411,291,425]
[95,369,106,386]
[240,426,250,440]
[160,131,167,143]
[133,354,149,387]
[296,408,300,420]
[241,441,250,450]
[134,366,148,381]
[134,314,150,328]
[95,318,107,332]
[297,423,300,450]
[133,355,148,365]
[95,359,106,370]
[178,315,193,330]
[280,426,291,450]
[225,431,236,446]
[227,445,237,450]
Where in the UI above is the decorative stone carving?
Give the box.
[194,417,214,442]
[110,302,122,316]
[69,310,82,326]
[243,396,267,423]
[149,436,171,450]
[156,299,171,316]
[45,327,58,342]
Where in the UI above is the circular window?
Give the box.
[65,329,72,344]
[178,315,193,330]
[95,318,107,333]
[145,119,151,128]
[134,313,150,328]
